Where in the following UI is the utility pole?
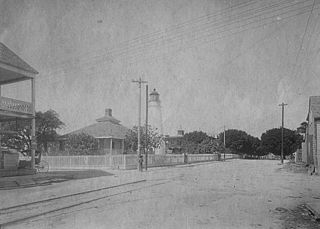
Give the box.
[132,77,147,171]
[279,102,288,164]
[223,125,226,161]
[145,85,148,171]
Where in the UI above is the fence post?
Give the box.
[109,155,113,168]
[184,153,187,164]
[123,155,126,170]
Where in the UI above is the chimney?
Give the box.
[177,130,184,136]
[105,108,112,116]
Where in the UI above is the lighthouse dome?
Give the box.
[150,88,160,102]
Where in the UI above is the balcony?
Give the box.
[0,96,33,120]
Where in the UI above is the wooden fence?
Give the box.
[43,153,239,170]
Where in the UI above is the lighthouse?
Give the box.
[149,88,164,135]
[149,88,165,154]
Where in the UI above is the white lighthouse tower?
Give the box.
[149,88,165,154]
[149,88,163,134]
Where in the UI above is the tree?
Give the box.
[300,121,308,128]
[196,137,223,154]
[183,131,208,145]
[180,131,224,154]
[181,131,209,154]
[124,125,161,153]
[217,129,261,156]
[64,133,99,155]
[1,119,32,153]
[260,128,303,157]
[1,109,64,155]
[36,110,65,153]
[297,121,307,134]
[250,136,265,156]
[181,140,198,154]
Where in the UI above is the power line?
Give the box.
[108,7,320,82]
[98,3,320,68]
[291,0,317,80]
[45,0,312,75]
[45,1,318,80]
[292,1,320,91]
[51,9,315,85]
[126,2,318,65]
[48,0,260,70]
[125,0,310,53]
[93,0,298,61]
[44,1,318,78]
[93,0,312,66]
[46,0,314,75]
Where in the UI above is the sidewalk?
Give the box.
[0,169,114,190]
[0,160,220,209]
[0,169,146,209]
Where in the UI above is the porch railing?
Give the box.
[0,96,33,115]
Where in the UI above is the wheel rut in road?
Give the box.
[0,179,169,227]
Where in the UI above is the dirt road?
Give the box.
[3,160,320,229]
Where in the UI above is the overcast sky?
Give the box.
[1,0,320,137]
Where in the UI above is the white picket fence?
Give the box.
[43,153,239,170]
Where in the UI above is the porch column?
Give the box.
[0,85,1,159]
[122,139,124,154]
[31,78,36,169]
[110,138,113,155]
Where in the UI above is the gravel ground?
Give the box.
[2,160,320,229]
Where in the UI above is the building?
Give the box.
[149,88,166,155]
[0,42,38,176]
[149,88,163,135]
[296,123,306,163]
[63,108,130,155]
[303,96,320,173]
[164,129,185,154]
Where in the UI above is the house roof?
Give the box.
[96,115,120,124]
[66,109,130,139]
[308,96,320,120]
[67,122,130,139]
[0,42,38,74]
[164,135,183,140]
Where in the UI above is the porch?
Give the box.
[0,42,38,176]
[97,137,125,155]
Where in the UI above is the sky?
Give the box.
[0,0,320,138]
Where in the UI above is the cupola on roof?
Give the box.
[96,108,121,124]
[66,108,129,139]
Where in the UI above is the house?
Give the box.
[303,96,320,173]
[164,129,185,154]
[63,108,130,155]
[296,124,306,163]
[0,42,38,176]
